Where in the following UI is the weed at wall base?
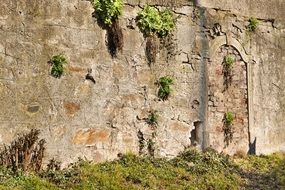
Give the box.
[0,129,46,173]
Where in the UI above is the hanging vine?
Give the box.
[223,55,235,89]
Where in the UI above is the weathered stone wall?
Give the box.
[208,45,248,155]
[0,0,284,164]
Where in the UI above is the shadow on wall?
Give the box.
[190,121,203,148]
[248,137,256,155]
[192,0,210,150]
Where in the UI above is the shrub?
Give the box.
[40,158,84,187]
[158,76,173,100]
[0,129,46,173]
[137,5,175,38]
[50,54,67,78]
[91,0,123,26]
[173,148,233,175]
[248,17,258,32]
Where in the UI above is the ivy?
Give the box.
[92,0,123,26]
[137,5,175,38]
[50,54,67,78]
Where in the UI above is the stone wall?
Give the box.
[208,45,248,155]
[0,0,284,164]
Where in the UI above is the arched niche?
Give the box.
[209,36,250,63]
[207,35,253,154]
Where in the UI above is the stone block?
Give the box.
[72,128,112,146]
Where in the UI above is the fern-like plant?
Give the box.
[137,5,174,38]
[137,5,174,64]
[158,76,173,100]
[159,10,175,37]
[92,0,123,57]
[91,0,123,26]
[50,54,67,78]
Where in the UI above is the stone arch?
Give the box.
[207,36,252,155]
[209,36,250,63]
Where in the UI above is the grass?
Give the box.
[0,150,284,190]
[234,153,285,189]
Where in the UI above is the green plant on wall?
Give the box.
[91,0,123,26]
[146,111,159,127]
[91,0,123,57]
[223,55,235,89]
[137,5,175,38]
[137,5,175,64]
[248,17,258,32]
[50,54,67,78]
[159,10,175,37]
[223,112,234,146]
[224,55,234,67]
[157,76,173,100]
